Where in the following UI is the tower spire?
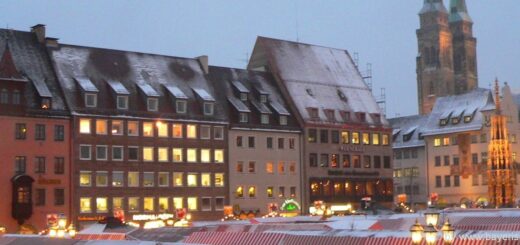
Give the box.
[494,78,501,114]
[449,0,472,22]
[420,0,447,14]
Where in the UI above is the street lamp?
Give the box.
[68,224,76,238]
[409,219,424,245]
[424,208,440,226]
[424,224,438,245]
[441,218,455,245]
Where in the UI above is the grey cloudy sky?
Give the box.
[1,0,518,117]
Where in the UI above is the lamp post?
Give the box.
[424,224,437,245]
[410,219,424,245]
[410,213,455,245]
[441,219,455,245]
[424,208,440,226]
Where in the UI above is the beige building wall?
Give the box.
[393,146,428,205]
[228,129,301,215]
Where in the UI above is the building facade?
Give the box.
[0,27,71,233]
[47,34,229,227]
[209,66,302,215]
[417,0,477,114]
[248,37,394,212]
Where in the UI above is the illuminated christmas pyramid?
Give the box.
[487,79,515,207]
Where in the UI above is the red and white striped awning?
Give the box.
[184,232,286,245]
[74,233,126,240]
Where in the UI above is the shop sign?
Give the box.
[339,145,364,153]
[281,199,300,212]
[132,213,174,221]
[78,216,105,221]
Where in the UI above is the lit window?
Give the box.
[127,121,139,136]
[147,98,158,111]
[214,126,224,140]
[362,133,370,145]
[239,113,248,123]
[187,124,197,138]
[200,125,211,139]
[173,172,184,187]
[382,134,389,145]
[80,197,91,213]
[248,161,255,173]
[172,124,183,138]
[266,162,274,174]
[159,197,169,212]
[128,197,139,212]
[96,120,107,135]
[187,149,197,162]
[117,96,128,110]
[158,172,169,187]
[112,171,124,187]
[203,102,214,116]
[80,118,91,134]
[372,133,380,145]
[214,149,224,163]
[80,171,92,186]
[214,173,224,187]
[96,171,108,187]
[144,197,154,212]
[289,162,296,173]
[443,137,450,146]
[85,93,97,107]
[278,161,285,174]
[143,147,154,162]
[143,172,154,187]
[80,145,91,160]
[173,197,183,209]
[187,173,198,187]
[173,148,183,162]
[158,147,168,162]
[112,146,123,161]
[434,138,441,146]
[352,132,360,144]
[96,145,107,160]
[201,149,211,163]
[176,100,187,114]
[143,122,153,137]
[201,173,211,187]
[128,172,139,187]
[96,197,108,213]
[113,197,123,210]
[236,162,243,173]
[261,114,269,124]
[341,131,349,144]
[157,122,168,137]
[279,115,288,125]
[187,197,198,211]
[236,186,244,198]
[267,187,274,198]
[41,98,50,109]
[248,186,256,198]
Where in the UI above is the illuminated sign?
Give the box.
[281,199,300,212]
[339,145,364,153]
[132,213,174,221]
[78,216,105,221]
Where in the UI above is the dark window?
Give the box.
[12,90,20,104]
[320,129,328,143]
[55,189,65,205]
[278,138,284,149]
[289,138,295,149]
[308,129,317,143]
[435,156,441,166]
[383,156,391,168]
[435,176,442,187]
[309,153,317,167]
[353,155,361,168]
[471,153,478,164]
[15,123,27,140]
[54,157,65,174]
[331,154,338,168]
[248,136,255,148]
[236,136,243,147]
[454,175,460,187]
[290,186,296,197]
[444,155,450,166]
[0,89,8,104]
[331,130,339,144]
[363,156,371,168]
[320,154,328,167]
[266,137,273,149]
[374,156,381,168]
[34,157,46,173]
[35,188,45,206]
[128,147,138,161]
[15,156,26,174]
[453,156,459,166]
[54,125,65,141]
[35,124,46,140]
[444,175,451,187]
[342,154,350,168]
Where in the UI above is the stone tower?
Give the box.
[487,79,515,207]
[449,0,478,94]
[416,0,455,115]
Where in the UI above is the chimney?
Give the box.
[196,55,209,74]
[45,37,59,48]
[31,24,46,43]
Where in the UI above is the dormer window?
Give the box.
[340,111,350,122]
[280,115,288,126]
[371,113,381,124]
[176,100,187,114]
[452,117,460,124]
[12,90,20,104]
[85,93,97,108]
[307,107,319,119]
[41,98,51,109]
[203,102,214,116]
[357,112,366,122]
[117,96,128,110]
[464,116,472,123]
[260,95,268,103]
[239,113,249,123]
[324,109,335,121]
[439,119,448,126]
[463,108,477,123]
[439,111,452,126]
[240,93,248,101]
[261,114,269,124]
[147,98,158,111]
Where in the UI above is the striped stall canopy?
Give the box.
[74,233,126,240]
[368,218,404,230]
[455,217,520,231]
[275,235,369,245]
[184,232,286,245]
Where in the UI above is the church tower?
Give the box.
[449,0,478,94]
[487,79,515,207]
[416,0,455,115]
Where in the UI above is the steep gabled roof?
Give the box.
[0,42,25,80]
[389,115,428,149]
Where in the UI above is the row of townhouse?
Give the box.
[0,25,392,233]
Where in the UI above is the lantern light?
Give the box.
[49,228,57,238]
[410,219,424,245]
[441,218,455,245]
[424,208,440,227]
[424,223,438,245]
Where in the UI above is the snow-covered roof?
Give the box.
[228,96,250,112]
[421,88,494,136]
[389,115,428,149]
[270,101,290,116]
[137,82,159,97]
[164,84,188,99]
[107,79,130,95]
[231,80,250,93]
[192,88,215,101]
[249,37,386,126]
[32,78,52,98]
[251,100,272,114]
[75,77,99,92]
